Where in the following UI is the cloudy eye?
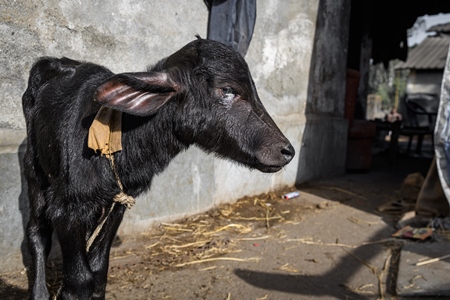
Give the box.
[222,87,236,102]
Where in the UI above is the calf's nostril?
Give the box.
[281,144,295,162]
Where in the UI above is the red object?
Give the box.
[344,69,360,128]
[346,120,376,171]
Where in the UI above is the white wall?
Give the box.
[407,70,444,97]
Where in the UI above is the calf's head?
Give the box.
[96,38,295,172]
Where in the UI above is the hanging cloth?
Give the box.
[206,0,257,57]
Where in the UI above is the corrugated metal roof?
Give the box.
[427,22,450,33]
[395,36,450,70]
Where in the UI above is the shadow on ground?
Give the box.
[1,136,442,299]
[0,278,28,300]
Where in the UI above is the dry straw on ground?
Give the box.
[111,189,298,269]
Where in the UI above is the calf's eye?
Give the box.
[222,87,236,102]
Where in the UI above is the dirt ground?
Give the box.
[2,138,449,299]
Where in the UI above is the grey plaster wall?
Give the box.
[0,0,350,272]
[121,0,320,234]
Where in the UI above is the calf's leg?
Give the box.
[55,218,95,300]
[88,204,126,300]
[25,164,53,299]
[27,208,53,300]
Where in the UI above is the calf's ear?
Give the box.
[95,72,179,116]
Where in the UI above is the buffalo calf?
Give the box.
[22,37,294,299]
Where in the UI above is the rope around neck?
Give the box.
[86,155,135,252]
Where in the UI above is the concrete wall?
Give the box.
[296,0,350,183]
[0,0,350,272]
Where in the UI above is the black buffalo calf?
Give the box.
[22,37,294,299]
